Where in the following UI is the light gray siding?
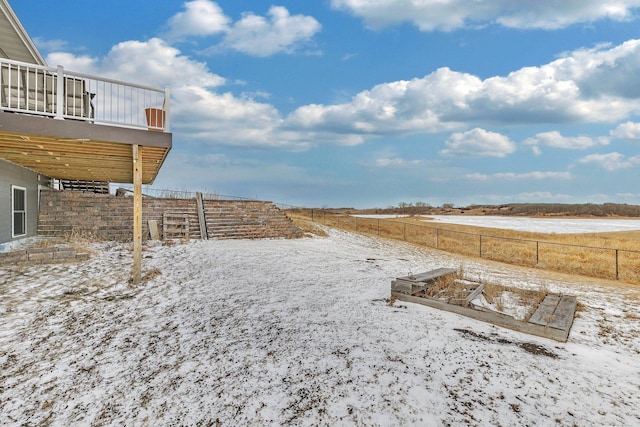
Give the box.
[0,158,42,244]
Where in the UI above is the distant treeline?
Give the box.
[488,203,640,217]
[356,203,640,217]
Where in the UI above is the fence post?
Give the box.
[616,249,619,280]
[311,209,314,222]
[377,219,380,235]
[479,235,482,258]
[436,228,439,248]
[536,241,539,265]
[355,217,358,232]
[403,223,406,241]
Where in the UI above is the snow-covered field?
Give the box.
[422,215,640,234]
[352,214,411,219]
[1,228,639,426]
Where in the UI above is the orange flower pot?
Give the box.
[145,107,165,132]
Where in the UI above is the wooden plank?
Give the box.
[548,295,577,330]
[393,292,570,342]
[196,192,208,240]
[397,268,457,282]
[391,279,412,295]
[148,220,160,240]
[465,283,485,304]
[529,294,561,326]
[393,268,458,296]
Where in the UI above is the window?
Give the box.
[12,186,26,237]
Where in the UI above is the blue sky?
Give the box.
[13,0,640,208]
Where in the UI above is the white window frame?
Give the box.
[11,185,27,238]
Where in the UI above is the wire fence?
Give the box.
[113,185,257,202]
[290,209,640,284]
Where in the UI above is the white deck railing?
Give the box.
[0,58,169,132]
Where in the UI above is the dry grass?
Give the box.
[408,269,550,319]
[288,214,329,237]
[424,273,458,298]
[22,229,95,257]
[624,313,640,320]
[471,279,548,320]
[142,268,162,283]
[293,210,640,284]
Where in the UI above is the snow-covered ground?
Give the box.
[422,215,640,234]
[1,228,639,426]
[352,214,410,219]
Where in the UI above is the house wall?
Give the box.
[0,158,43,244]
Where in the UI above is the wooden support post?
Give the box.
[196,192,208,240]
[132,145,142,284]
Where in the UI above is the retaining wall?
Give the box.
[38,190,303,241]
[0,246,89,266]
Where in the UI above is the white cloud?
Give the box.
[610,121,640,139]
[467,171,572,181]
[220,6,321,57]
[579,152,640,170]
[523,131,610,153]
[45,36,640,151]
[283,40,640,143]
[46,39,314,150]
[47,38,225,89]
[167,0,230,39]
[514,192,573,201]
[157,152,318,189]
[569,40,640,101]
[166,2,321,57]
[285,67,481,137]
[33,37,69,54]
[374,157,423,167]
[440,128,516,157]
[478,192,573,203]
[331,0,640,31]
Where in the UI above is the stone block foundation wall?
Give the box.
[38,190,303,241]
[0,246,90,266]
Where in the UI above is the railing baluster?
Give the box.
[55,65,64,120]
[1,57,168,131]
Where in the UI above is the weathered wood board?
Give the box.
[148,220,160,240]
[529,294,577,332]
[465,283,485,304]
[391,267,457,295]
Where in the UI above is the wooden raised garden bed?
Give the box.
[391,268,577,342]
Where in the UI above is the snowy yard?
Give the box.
[1,228,639,426]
